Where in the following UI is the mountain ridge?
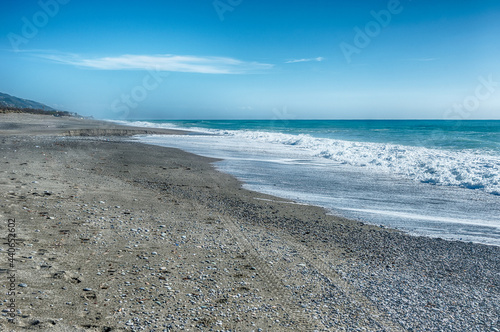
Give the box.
[0,92,56,111]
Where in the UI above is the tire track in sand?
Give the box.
[218,213,405,332]
[218,215,315,331]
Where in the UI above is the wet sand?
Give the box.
[0,114,498,331]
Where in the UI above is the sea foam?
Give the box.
[225,130,500,195]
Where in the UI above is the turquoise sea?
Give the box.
[147,120,500,152]
[113,119,500,246]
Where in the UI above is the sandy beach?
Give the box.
[0,114,499,331]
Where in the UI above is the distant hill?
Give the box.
[0,92,80,117]
[0,92,55,111]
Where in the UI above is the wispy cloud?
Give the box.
[35,52,273,74]
[285,57,324,64]
[238,106,253,111]
[408,57,438,62]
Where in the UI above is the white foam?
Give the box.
[106,120,186,131]
[253,197,310,206]
[340,207,500,227]
[209,130,500,195]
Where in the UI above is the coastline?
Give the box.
[130,122,500,247]
[0,113,191,137]
[0,114,499,331]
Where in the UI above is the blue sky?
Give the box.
[1,0,499,119]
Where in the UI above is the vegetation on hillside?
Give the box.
[0,107,77,117]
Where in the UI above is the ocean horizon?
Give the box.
[113,119,500,246]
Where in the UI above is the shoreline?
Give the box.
[0,114,499,331]
[131,129,500,248]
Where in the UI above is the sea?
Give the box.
[112,119,500,247]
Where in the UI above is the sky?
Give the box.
[0,0,499,120]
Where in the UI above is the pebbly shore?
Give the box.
[0,114,498,331]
